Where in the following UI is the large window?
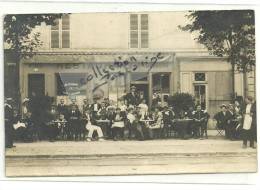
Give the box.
[56,73,87,96]
[130,14,149,49]
[51,15,70,48]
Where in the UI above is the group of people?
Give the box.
[4,85,257,149]
[214,96,257,148]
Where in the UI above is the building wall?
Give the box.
[35,12,204,51]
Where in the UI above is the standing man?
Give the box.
[5,98,15,148]
[242,96,256,149]
[57,98,68,120]
[214,104,233,139]
[125,86,139,106]
[68,104,81,141]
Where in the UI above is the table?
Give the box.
[173,119,193,139]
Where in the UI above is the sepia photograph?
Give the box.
[3,9,257,177]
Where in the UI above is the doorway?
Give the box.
[134,83,149,104]
[28,74,45,97]
[194,84,206,109]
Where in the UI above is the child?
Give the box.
[56,114,67,140]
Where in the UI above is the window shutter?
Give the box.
[140,14,148,48]
[130,14,138,48]
[51,19,59,48]
[62,15,70,48]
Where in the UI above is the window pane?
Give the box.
[152,73,170,93]
[131,72,148,81]
[195,73,206,81]
[130,14,138,30]
[56,73,87,96]
[51,19,59,30]
[51,31,59,48]
[141,14,148,30]
[108,75,126,103]
[130,31,138,48]
[62,31,70,48]
[62,15,70,30]
[141,31,148,48]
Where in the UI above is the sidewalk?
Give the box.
[6,138,257,158]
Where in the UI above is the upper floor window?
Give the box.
[51,15,70,48]
[194,72,206,82]
[130,14,149,49]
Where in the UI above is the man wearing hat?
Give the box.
[214,104,233,139]
[5,98,15,148]
[125,85,140,106]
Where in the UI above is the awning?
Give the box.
[21,52,174,64]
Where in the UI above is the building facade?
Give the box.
[7,12,254,117]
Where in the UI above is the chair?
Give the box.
[215,121,225,137]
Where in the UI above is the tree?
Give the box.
[180,10,255,98]
[4,14,63,106]
[168,93,195,115]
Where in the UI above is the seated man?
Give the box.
[193,105,208,139]
[83,109,104,141]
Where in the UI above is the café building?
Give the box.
[14,12,254,116]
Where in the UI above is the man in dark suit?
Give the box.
[125,86,139,106]
[82,98,91,113]
[90,98,101,124]
[5,98,15,148]
[242,96,257,148]
[68,104,81,141]
[57,98,68,120]
[193,105,208,139]
[214,104,233,139]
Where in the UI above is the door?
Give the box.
[134,83,149,104]
[28,74,45,97]
[194,84,206,109]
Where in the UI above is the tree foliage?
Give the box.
[168,93,195,114]
[180,10,255,72]
[4,14,63,59]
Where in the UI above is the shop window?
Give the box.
[51,15,70,48]
[56,73,87,96]
[131,72,148,82]
[130,14,149,49]
[194,72,206,81]
[152,73,170,93]
[108,74,126,103]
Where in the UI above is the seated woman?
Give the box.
[83,109,104,142]
[111,107,125,141]
[147,107,163,139]
[126,106,136,139]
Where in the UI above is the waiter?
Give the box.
[5,98,15,148]
[242,96,256,149]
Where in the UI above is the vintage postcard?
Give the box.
[4,10,257,177]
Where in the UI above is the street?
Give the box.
[5,138,257,177]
